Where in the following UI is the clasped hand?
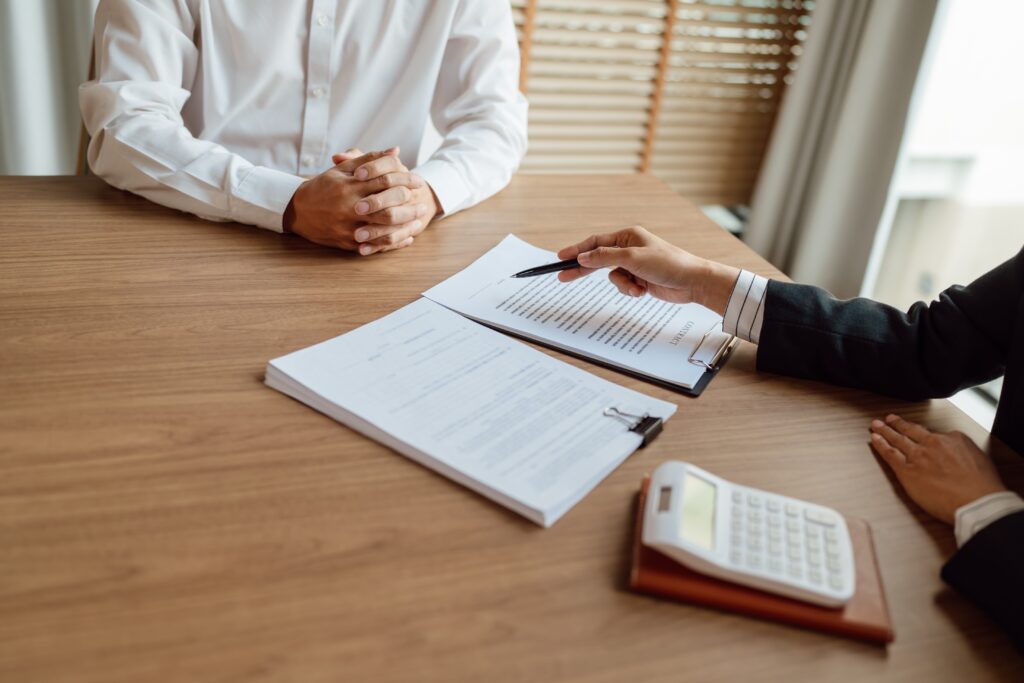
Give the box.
[284,147,440,255]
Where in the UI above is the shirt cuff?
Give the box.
[722,269,769,344]
[955,491,1024,547]
[414,158,471,217]
[232,166,306,232]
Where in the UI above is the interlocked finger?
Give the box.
[362,172,424,194]
[354,154,404,181]
[355,186,414,216]
[357,220,424,255]
[364,202,427,226]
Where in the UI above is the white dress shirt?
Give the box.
[723,269,1020,545]
[80,0,528,231]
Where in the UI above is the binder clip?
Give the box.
[687,322,738,371]
[603,406,663,448]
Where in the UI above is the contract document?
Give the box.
[423,235,735,394]
[266,299,676,527]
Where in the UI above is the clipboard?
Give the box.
[467,318,738,398]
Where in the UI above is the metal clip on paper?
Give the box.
[603,406,663,448]
[687,322,738,371]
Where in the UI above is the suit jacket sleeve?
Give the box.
[941,510,1024,649]
[755,248,1023,400]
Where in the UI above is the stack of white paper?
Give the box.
[266,298,676,527]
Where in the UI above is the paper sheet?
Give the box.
[267,299,676,526]
[423,235,730,390]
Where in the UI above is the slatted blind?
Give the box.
[512,0,813,206]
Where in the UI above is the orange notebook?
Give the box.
[630,477,895,644]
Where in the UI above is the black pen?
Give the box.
[511,258,580,278]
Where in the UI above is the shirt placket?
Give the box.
[298,1,335,176]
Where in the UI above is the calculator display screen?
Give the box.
[679,473,716,550]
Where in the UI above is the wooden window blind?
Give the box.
[512,0,813,206]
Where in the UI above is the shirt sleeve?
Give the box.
[955,491,1024,547]
[414,0,528,217]
[722,270,770,344]
[79,0,304,232]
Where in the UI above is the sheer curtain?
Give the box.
[0,0,97,175]
[744,0,941,298]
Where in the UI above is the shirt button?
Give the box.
[311,87,325,99]
[317,14,329,26]
[301,154,314,167]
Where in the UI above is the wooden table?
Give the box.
[1,175,1021,682]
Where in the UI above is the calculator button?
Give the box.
[732,504,743,518]
[730,534,743,547]
[766,499,781,513]
[786,546,801,561]
[786,519,800,533]
[767,515,781,528]
[747,537,763,552]
[785,503,799,517]
[732,490,743,504]
[807,552,821,567]
[829,575,844,590]
[804,508,838,527]
[746,554,762,570]
[768,558,783,574]
[768,528,782,542]
[787,563,802,579]
[806,536,821,551]
[825,528,838,542]
[747,510,762,523]
[730,550,743,564]
[827,557,841,573]
[808,569,823,585]
[747,493,762,508]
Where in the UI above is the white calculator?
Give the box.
[643,461,856,608]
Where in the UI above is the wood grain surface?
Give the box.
[1,175,1022,682]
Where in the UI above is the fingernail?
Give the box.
[411,220,422,230]
[578,252,591,265]
[356,169,368,180]
[871,419,883,429]
[886,414,898,423]
[359,244,373,255]
[355,201,369,215]
[871,433,881,442]
[355,228,370,241]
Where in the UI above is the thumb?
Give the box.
[331,147,364,165]
[332,146,401,172]
[578,246,635,270]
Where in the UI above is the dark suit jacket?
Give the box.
[755,246,1024,647]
